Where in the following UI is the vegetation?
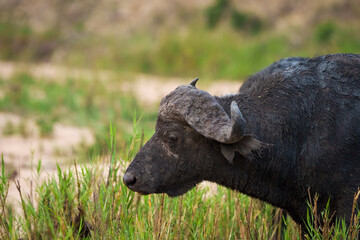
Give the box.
[0,21,359,238]
[0,1,360,239]
[1,19,359,80]
[205,0,263,34]
[0,73,156,154]
[0,125,359,239]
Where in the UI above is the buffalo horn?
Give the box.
[190,77,199,87]
[159,84,245,144]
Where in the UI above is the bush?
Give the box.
[36,118,54,137]
[205,0,229,28]
[231,10,263,34]
[314,22,336,44]
[0,21,60,61]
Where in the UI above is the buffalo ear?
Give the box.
[220,144,235,164]
[220,135,265,164]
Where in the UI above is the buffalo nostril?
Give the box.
[123,173,136,187]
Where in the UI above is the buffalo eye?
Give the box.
[169,135,178,143]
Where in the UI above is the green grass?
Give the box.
[0,73,157,157]
[1,20,359,81]
[39,22,360,80]
[1,19,360,81]
[2,120,31,138]
[0,125,359,239]
[58,28,292,80]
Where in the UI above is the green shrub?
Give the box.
[231,10,263,34]
[2,121,16,136]
[314,22,336,44]
[0,21,32,60]
[205,0,229,28]
[36,118,54,137]
[0,21,60,61]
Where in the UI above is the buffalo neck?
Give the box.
[207,93,307,223]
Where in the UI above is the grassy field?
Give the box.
[0,14,360,239]
[0,124,359,239]
[2,20,360,80]
[0,72,157,157]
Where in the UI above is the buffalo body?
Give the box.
[124,53,360,230]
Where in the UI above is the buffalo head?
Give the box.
[123,78,263,197]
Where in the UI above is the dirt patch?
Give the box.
[0,61,243,106]
[121,74,242,106]
[0,112,94,206]
[0,61,116,83]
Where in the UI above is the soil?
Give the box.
[0,112,94,208]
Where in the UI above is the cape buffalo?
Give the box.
[124,53,360,232]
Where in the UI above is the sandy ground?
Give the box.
[0,61,243,206]
[121,74,241,106]
[0,61,241,104]
[0,112,94,207]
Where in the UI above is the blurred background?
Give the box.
[1,0,360,78]
[0,0,360,200]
